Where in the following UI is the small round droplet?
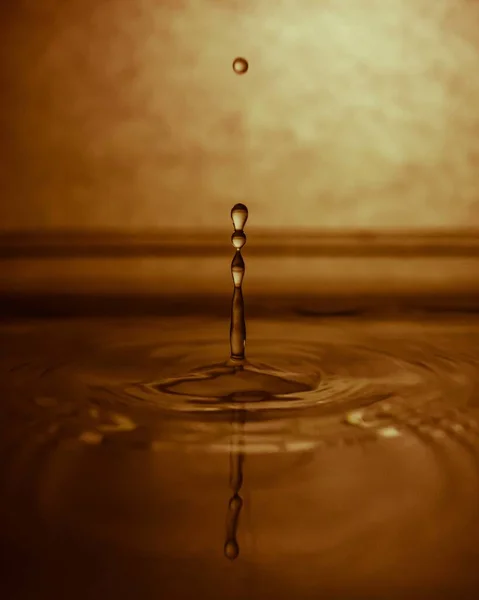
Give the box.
[231,231,246,250]
[231,203,248,231]
[224,539,240,560]
[232,57,248,75]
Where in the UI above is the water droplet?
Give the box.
[232,57,248,75]
[231,231,246,250]
[231,203,248,231]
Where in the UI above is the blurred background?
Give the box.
[1,0,479,313]
[1,0,479,231]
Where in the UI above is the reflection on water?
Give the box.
[1,315,479,599]
[224,410,245,561]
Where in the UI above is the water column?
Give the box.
[229,204,248,364]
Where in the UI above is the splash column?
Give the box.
[229,203,248,364]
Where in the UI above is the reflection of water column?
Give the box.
[229,204,248,364]
[224,410,245,560]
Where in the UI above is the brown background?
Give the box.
[1,0,479,231]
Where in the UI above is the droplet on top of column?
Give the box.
[231,203,248,231]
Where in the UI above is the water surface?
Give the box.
[1,315,479,599]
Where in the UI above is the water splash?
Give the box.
[229,203,248,363]
[134,205,315,411]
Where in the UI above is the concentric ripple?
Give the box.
[120,332,475,417]
[1,317,479,597]
[0,317,478,453]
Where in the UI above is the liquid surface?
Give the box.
[1,315,479,599]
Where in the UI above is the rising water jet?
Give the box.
[229,203,248,365]
[137,204,315,410]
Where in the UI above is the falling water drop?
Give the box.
[232,57,248,75]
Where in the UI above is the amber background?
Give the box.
[1,0,479,231]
